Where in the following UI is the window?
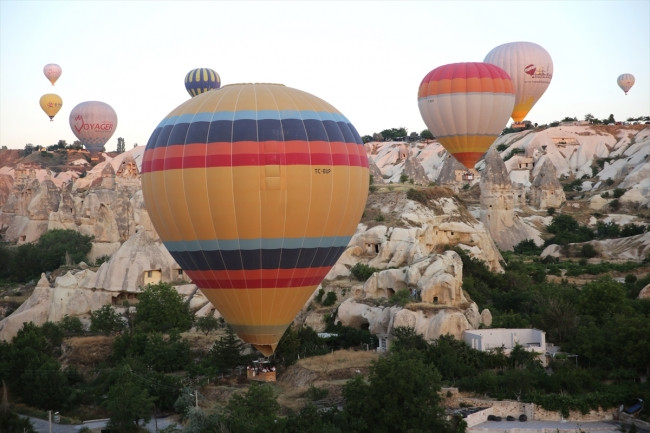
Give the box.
[147,271,152,278]
[178,269,184,276]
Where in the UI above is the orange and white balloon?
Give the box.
[418,62,515,169]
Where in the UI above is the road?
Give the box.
[26,415,178,433]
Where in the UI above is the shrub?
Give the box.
[580,244,597,258]
[513,239,542,256]
[306,385,329,401]
[613,188,626,198]
[350,263,378,281]
[322,291,337,306]
[390,289,412,307]
[406,188,428,205]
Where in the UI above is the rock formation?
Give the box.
[480,147,539,250]
[530,158,566,209]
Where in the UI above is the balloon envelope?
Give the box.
[43,63,62,86]
[484,41,553,123]
[39,93,63,121]
[141,83,369,356]
[184,68,221,97]
[418,62,515,169]
[617,73,635,95]
[69,101,118,154]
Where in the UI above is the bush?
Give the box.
[580,244,597,258]
[390,289,412,307]
[406,188,428,205]
[513,239,542,256]
[350,263,378,281]
[613,188,626,198]
[322,291,337,306]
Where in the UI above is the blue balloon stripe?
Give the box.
[148,118,363,148]
[170,246,347,271]
[164,236,352,252]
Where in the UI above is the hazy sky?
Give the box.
[1,0,648,151]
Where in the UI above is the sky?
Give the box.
[1,0,649,151]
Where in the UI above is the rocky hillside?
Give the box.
[0,124,648,343]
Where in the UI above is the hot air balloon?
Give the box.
[43,63,62,86]
[484,41,553,124]
[184,68,221,97]
[69,101,118,154]
[39,93,63,121]
[418,62,515,170]
[141,83,369,356]
[617,73,635,95]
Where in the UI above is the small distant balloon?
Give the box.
[617,73,635,95]
[69,101,118,154]
[43,64,62,86]
[39,94,63,121]
[184,68,221,97]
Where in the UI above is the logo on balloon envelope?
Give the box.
[72,115,115,134]
[523,64,552,82]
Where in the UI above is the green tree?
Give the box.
[224,383,284,433]
[420,129,434,140]
[195,314,221,335]
[0,406,37,433]
[274,325,302,366]
[116,137,126,153]
[90,304,126,335]
[342,349,456,433]
[577,276,628,320]
[36,229,93,271]
[59,314,85,336]
[134,282,193,333]
[105,364,155,433]
[204,326,247,373]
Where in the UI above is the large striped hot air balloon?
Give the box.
[69,101,118,154]
[43,63,62,86]
[484,41,553,123]
[39,93,62,121]
[418,62,515,169]
[617,73,635,95]
[141,83,369,356]
[184,68,221,97]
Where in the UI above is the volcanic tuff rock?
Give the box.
[0,125,649,343]
[530,158,565,209]
[480,147,538,251]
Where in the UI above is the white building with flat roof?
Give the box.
[463,328,547,366]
